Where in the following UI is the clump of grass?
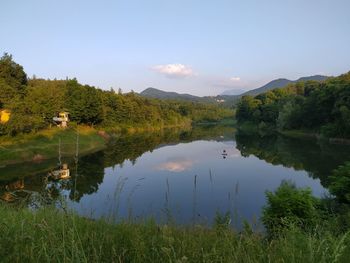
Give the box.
[0,204,349,262]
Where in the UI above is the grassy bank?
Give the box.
[0,205,349,262]
[102,119,192,135]
[0,126,106,166]
[0,120,194,166]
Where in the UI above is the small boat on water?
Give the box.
[222,150,228,159]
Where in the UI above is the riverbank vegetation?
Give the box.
[0,53,233,137]
[235,72,350,139]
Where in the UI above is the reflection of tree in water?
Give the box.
[0,175,50,204]
[0,179,25,202]
[69,152,105,201]
[235,131,350,187]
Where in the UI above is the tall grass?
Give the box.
[0,204,349,262]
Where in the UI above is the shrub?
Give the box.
[262,180,319,235]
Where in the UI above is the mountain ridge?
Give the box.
[139,75,330,105]
[223,75,328,96]
[140,88,201,101]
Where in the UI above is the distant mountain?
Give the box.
[222,75,329,97]
[296,75,329,82]
[241,78,292,97]
[140,87,203,102]
[220,89,246,96]
[140,75,329,107]
[139,88,238,106]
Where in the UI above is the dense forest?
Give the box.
[0,53,233,136]
[236,72,350,138]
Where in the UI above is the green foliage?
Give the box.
[262,180,319,235]
[329,162,350,203]
[236,74,350,138]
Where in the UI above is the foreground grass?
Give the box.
[0,205,349,263]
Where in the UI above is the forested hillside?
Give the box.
[236,72,350,138]
[0,53,233,136]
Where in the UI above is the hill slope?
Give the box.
[139,88,239,107]
[140,87,202,101]
[140,75,329,106]
[223,75,329,97]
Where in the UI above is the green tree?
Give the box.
[0,53,27,95]
[65,80,103,125]
[0,53,28,108]
[236,96,261,123]
[26,79,68,123]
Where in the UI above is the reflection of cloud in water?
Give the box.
[156,158,194,172]
[229,148,241,158]
[222,141,235,146]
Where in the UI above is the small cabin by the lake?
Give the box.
[0,109,10,123]
[53,111,69,128]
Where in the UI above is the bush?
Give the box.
[262,180,319,235]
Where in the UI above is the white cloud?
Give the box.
[230,77,241,81]
[211,76,243,90]
[152,64,194,78]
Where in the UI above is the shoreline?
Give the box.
[236,122,350,145]
[0,122,193,167]
[279,130,350,145]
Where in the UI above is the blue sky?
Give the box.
[1,0,350,96]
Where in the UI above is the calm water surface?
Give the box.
[1,125,350,228]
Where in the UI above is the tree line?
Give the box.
[0,53,233,135]
[236,72,350,138]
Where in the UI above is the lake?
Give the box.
[1,125,350,229]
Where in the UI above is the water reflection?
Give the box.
[47,164,70,180]
[156,158,194,172]
[0,179,26,202]
[0,125,349,228]
[235,131,350,187]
